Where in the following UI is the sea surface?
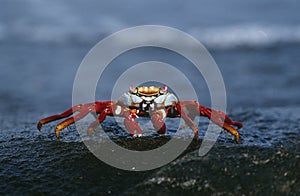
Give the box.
[0,0,299,195]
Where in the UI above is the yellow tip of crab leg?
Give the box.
[222,124,240,143]
[54,108,91,138]
[37,116,60,131]
[54,117,76,139]
[37,104,87,131]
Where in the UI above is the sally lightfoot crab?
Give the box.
[37,85,243,142]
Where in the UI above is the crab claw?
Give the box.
[124,110,143,137]
[151,109,167,135]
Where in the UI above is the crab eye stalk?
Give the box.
[162,85,168,92]
[129,85,137,94]
[159,85,168,94]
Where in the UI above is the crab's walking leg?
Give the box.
[86,104,118,135]
[37,101,114,138]
[54,109,92,138]
[151,109,167,134]
[175,102,199,139]
[177,101,243,142]
[37,103,95,131]
[199,105,243,143]
[87,109,110,135]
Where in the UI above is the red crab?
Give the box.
[37,85,243,142]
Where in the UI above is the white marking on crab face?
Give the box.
[119,93,131,106]
[154,93,178,106]
[130,94,143,104]
[164,93,178,106]
[115,106,122,115]
[154,94,167,104]
[143,96,154,103]
[119,93,144,106]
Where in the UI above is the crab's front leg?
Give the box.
[86,104,143,137]
[123,109,143,137]
[174,103,199,139]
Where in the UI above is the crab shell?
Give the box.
[118,85,178,111]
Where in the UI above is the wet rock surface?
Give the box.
[0,107,299,195]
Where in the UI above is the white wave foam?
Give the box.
[190,24,300,49]
[1,21,300,49]
[1,0,300,50]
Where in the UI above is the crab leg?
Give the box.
[54,109,91,138]
[37,103,95,131]
[37,102,113,138]
[86,104,118,135]
[175,102,199,139]
[86,104,143,137]
[178,101,243,142]
[87,109,110,135]
[200,107,243,128]
[151,109,167,134]
[198,105,242,142]
[38,100,144,138]
[124,110,143,137]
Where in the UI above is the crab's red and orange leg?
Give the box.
[37,103,95,131]
[86,104,143,137]
[37,101,112,138]
[151,109,167,135]
[199,106,242,142]
[180,101,243,142]
[175,102,199,139]
[54,109,91,138]
[86,104,122,134]
[123,109,143,137]
[86,108,111,135]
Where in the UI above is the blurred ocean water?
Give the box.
[0,0,299,194]
[0,0,299,112]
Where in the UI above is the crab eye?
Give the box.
[162,85,168,92]
[159,85,168,94]
[129,85,138,94]
[129,85,137,93]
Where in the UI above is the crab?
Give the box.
[37,85,243,142]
